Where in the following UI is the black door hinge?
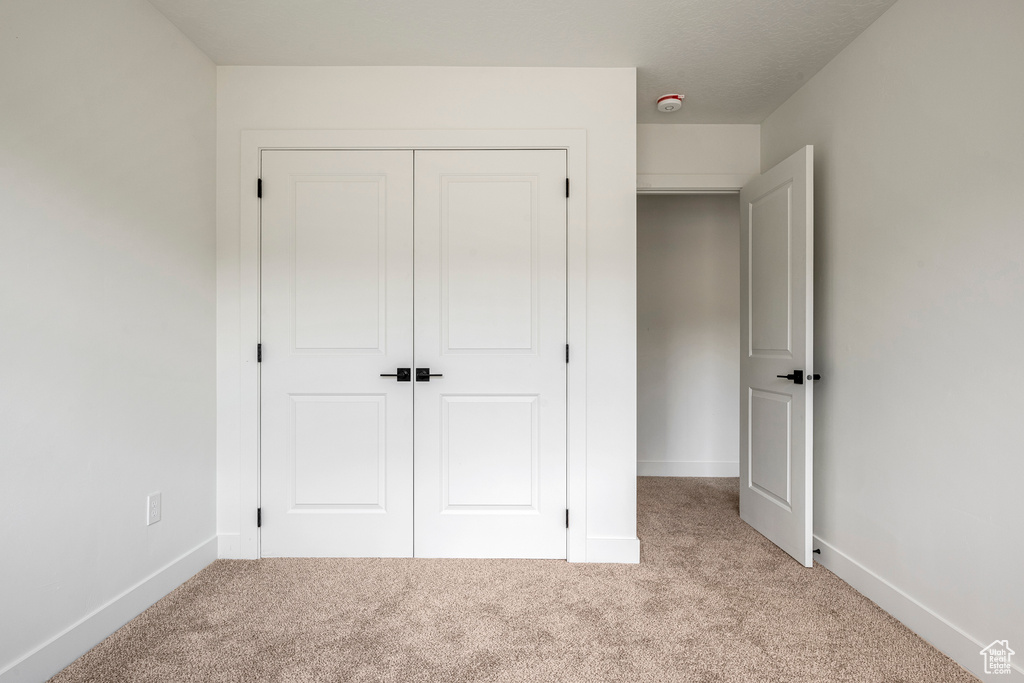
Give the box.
[565,178,570,198]
[257,343,262,362]
[257,178,262,198]
[566,344,570,364]
[566,509,569,528]
[257,508,262,528]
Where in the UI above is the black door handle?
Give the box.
[416,368,443,382]
[776,371,805,385]
[380,368,411,382]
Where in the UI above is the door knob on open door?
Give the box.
[416,368,443,382]
[776,371,805,385]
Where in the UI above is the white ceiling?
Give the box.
[148,0,896,124]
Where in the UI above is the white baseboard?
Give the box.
[217,533,241,559]
[586,537,640,564]
[813,535,1022,679]
[0,536,217,683]
[637,460,739,477]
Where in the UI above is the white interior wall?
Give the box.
[0,1,217,681]
[761,0,1024,676]
[216,66,638,561]
[637,124,760,176]
[637,195,740,477]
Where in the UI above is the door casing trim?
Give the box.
[238,129,588,561]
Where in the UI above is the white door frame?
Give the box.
[238,129,588,561]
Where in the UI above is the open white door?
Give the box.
[739,145,815,567]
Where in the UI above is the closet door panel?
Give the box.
[260,150,414,558]
[413,150,568,559]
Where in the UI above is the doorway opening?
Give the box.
[637,193,740,480]
[636,144,816,567]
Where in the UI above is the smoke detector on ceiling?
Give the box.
[657,94,684,113]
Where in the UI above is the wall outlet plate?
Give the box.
[147,493,161,525]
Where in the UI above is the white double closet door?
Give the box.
[259,149,567,559]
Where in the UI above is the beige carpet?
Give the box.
[49,478,976,682]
